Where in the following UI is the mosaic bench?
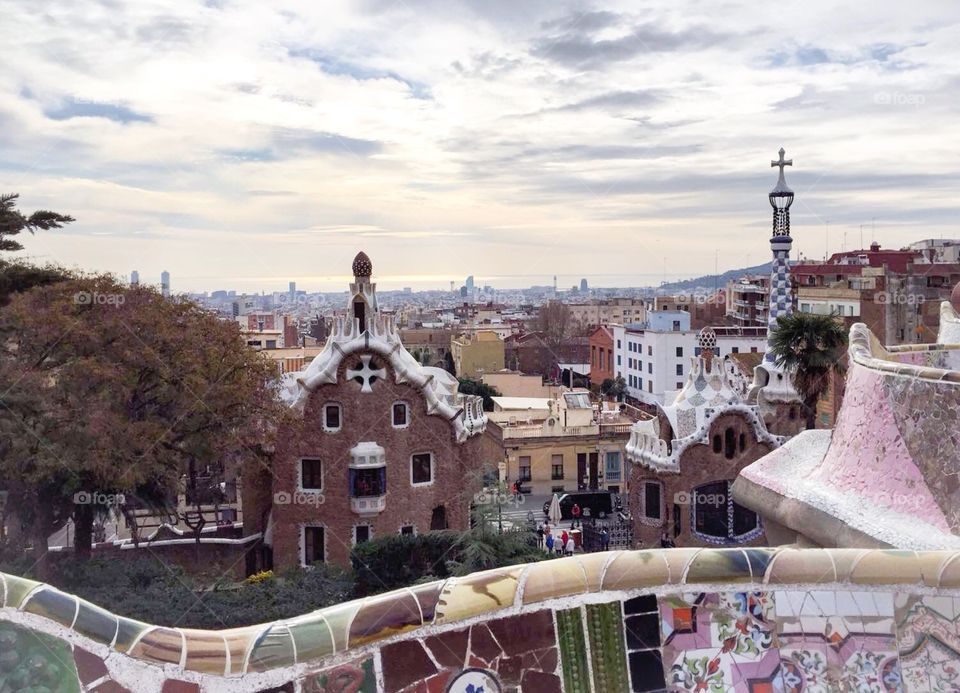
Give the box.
[2,548,960,691]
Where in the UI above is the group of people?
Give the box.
[536,522,577,555]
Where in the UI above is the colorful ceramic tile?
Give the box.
[2,572,41,609]
[434,566,522,624]
[556,607,590,693]
[182,629,229,675]
[601,550,671,591]
[21,586,78,627]
[287,616,336,663]
[445,668,502,693]
[896,593,960,692]
[0,620,81,693]
[246,625,296,672]
[129,626,184,665]
[302,656,376,693]
[379,639,437,691]
[585,602,630,692]
[521,558,588,604]
[73,599,120,646]
[349,589,422,646]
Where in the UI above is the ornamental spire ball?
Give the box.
[352,251,372,278]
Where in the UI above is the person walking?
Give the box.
[545,531,554,553]
[571,502,581,529]
[565,535,576,556]
[600,528,610,551]
[561,529,569,548]
[536,523,544,549]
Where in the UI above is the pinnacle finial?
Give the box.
[771,147,792,179]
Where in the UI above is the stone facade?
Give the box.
[631,411,775,548]
[246,252,490,569]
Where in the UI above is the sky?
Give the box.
[2,0,960,292]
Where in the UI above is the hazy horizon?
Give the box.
[4,1,960,292]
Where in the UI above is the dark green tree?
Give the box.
[457,378,501,411]
[0,193,74,252]
[768,312,848,429]
[600,376,627,400]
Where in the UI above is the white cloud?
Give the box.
[2,0,960,290]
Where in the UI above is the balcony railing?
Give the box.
[351,495,386,515]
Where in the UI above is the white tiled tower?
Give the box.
[763,148,795,365]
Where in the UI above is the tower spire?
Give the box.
[764,147,795,364]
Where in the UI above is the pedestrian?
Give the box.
[561,529,569,547]
[565,536,575,556]
[545,532,554,553]
[571,502,581,528]
[600,528,610,551]
[536,523,544,548]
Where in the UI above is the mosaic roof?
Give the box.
[735,322,960,549]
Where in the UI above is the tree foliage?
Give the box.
[457,377,500,411]
[0,193,74,253]
[768,312,848,429]
[600,376,627,400]
[19,555,354,629]
[0,276,289,573]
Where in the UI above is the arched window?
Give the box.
[712,435,722,453]
[691,480,761,543]
[353,299,366,327]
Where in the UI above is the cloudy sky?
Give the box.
[2,0,959,292]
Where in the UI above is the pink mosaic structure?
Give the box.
[4,548,960,691]
[734,309,960,549]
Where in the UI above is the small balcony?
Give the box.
[351,494,387,515]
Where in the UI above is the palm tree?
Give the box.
[768,312,848,430]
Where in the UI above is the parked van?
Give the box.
[543,491,614,520]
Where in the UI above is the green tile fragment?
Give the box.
[586,601,630,693]
[556,607,590,693]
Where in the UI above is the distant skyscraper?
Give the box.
[161,270,170,298]
[289,281,296,294]
[465,275,475,290]
[580,278,588,291]
[130,270,139,287]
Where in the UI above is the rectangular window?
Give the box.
[648,363,652,374]
[551,454,564,480]
[647,345,652,356]
[324,404,341,431]
[411,453,433,485]
[400,525,415,536]
[617,339,621,348]
[354,525,370,545]
[604,451,620,482]
[351,467,385,497]
[676,382,683,389]
[303,526,325,565]
[301,458,323,491]
[648,381,652,393]
[676,364,683,376]
[617,355,621,366]
[644,482,661,521]
[519,456,532,481]
[392,402,409,427]
[751,346,758,353]
[676,347,683,357]
[732,346,739,354]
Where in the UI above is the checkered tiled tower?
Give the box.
[764,148,795,364]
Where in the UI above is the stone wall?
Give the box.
[3,548,960,691]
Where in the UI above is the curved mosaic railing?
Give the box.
[5,548,960,691]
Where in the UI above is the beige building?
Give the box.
[566,299,647,328]
[481,371,562,399]
[451,330,505,379]
[484,390,635,495]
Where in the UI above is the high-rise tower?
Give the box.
[160,270,170,298]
